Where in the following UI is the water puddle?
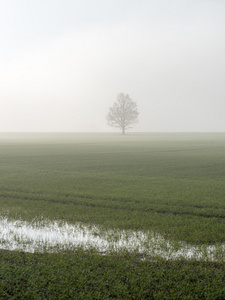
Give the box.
[0,217,224,261]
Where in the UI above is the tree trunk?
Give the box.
[122,127,125,135]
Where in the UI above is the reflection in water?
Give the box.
[0,217,224,261]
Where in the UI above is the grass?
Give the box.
[0,132,225,297]
[0,133,225,243]
[1,249,225,299]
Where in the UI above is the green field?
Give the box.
[0,133,225,298]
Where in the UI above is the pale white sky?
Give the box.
[0,0,225,132]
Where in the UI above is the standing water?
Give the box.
[0,216,224,261]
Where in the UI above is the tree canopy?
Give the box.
[106,93,139,135]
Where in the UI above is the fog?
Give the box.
[1,0,225,132]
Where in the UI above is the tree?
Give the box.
[106,93,139,135]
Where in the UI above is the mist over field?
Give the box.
[1,3,225,296]
[1,0,225,132]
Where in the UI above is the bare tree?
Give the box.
[106,93,139,135]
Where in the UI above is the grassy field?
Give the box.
[0,132,225,298]
[1,249,225,299]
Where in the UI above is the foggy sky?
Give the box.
[1,0,225,132]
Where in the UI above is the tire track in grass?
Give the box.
[1,193,225,219]
[1,189,225,211]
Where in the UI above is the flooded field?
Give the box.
[1,216,224,261]
[1,134,225,298]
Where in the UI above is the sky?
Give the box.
[0,0,225,132]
